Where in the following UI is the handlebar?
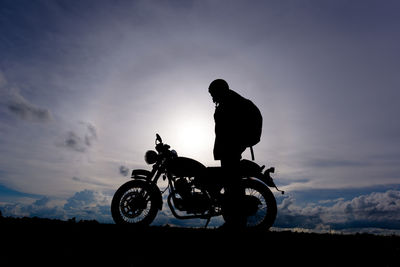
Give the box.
[156,133,163,144]
[155,134,171,153]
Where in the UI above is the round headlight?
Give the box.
[171,150,178,158]
[144,150,158,164]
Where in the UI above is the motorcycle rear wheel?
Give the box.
[111,180,159,226]
[222,178,277,229]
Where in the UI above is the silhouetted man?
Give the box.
[208,79,255,228]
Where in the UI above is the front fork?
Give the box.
[131,167,164,211]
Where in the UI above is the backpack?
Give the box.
[213,90,263,161]
[239,98,263,150]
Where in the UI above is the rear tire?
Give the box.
[243,178,277,229]
[222,178,277,229]
[111,180,159,226]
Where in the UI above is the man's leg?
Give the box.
[221,157,246,228]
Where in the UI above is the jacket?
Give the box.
[213,89,247,160]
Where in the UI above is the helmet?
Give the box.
[144,150,158,164]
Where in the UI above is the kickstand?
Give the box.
[204,217,211,229]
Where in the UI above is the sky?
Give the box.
[1,0,400,234]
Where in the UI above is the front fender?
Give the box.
[131,178,163,211]
[131,169,152,180]
[130,169,162,210]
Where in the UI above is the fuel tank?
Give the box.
[167,157,206,177]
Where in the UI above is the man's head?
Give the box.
[208,79,229,104]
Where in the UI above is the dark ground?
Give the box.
[1,216,399,266]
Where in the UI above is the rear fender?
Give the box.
[257,170,285,195]
[240,159,265,177]
[257,172,276,188]
[242,176,268,188]
[243,169,285,194]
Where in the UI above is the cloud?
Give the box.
[0,70,52,122]
[33,196,50,206]
[7,94,52,122]
[275,190,400,231]
[275,196,324,229]
[63,189,112,222]
[119,165,129,177]
[82,122,97,147]
[64,189,108,210]
[275,177,309,187]
[0,71,6,88]
[328,190,400,229]
[307,158,370,168]
[0,196,65,219]
[2,187,400,231]
[0,187,221,227]
[63,131,86,152]
[0,189,113,223]
[60,122,97,152]
[71,176,108,187]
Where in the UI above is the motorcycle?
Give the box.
[111,134,284,229]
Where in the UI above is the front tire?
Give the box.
[111,180,160,226]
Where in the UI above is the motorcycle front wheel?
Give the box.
[111,180,159,226]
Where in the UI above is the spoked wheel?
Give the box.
[111,180,159,226]
[243,178,277,229]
